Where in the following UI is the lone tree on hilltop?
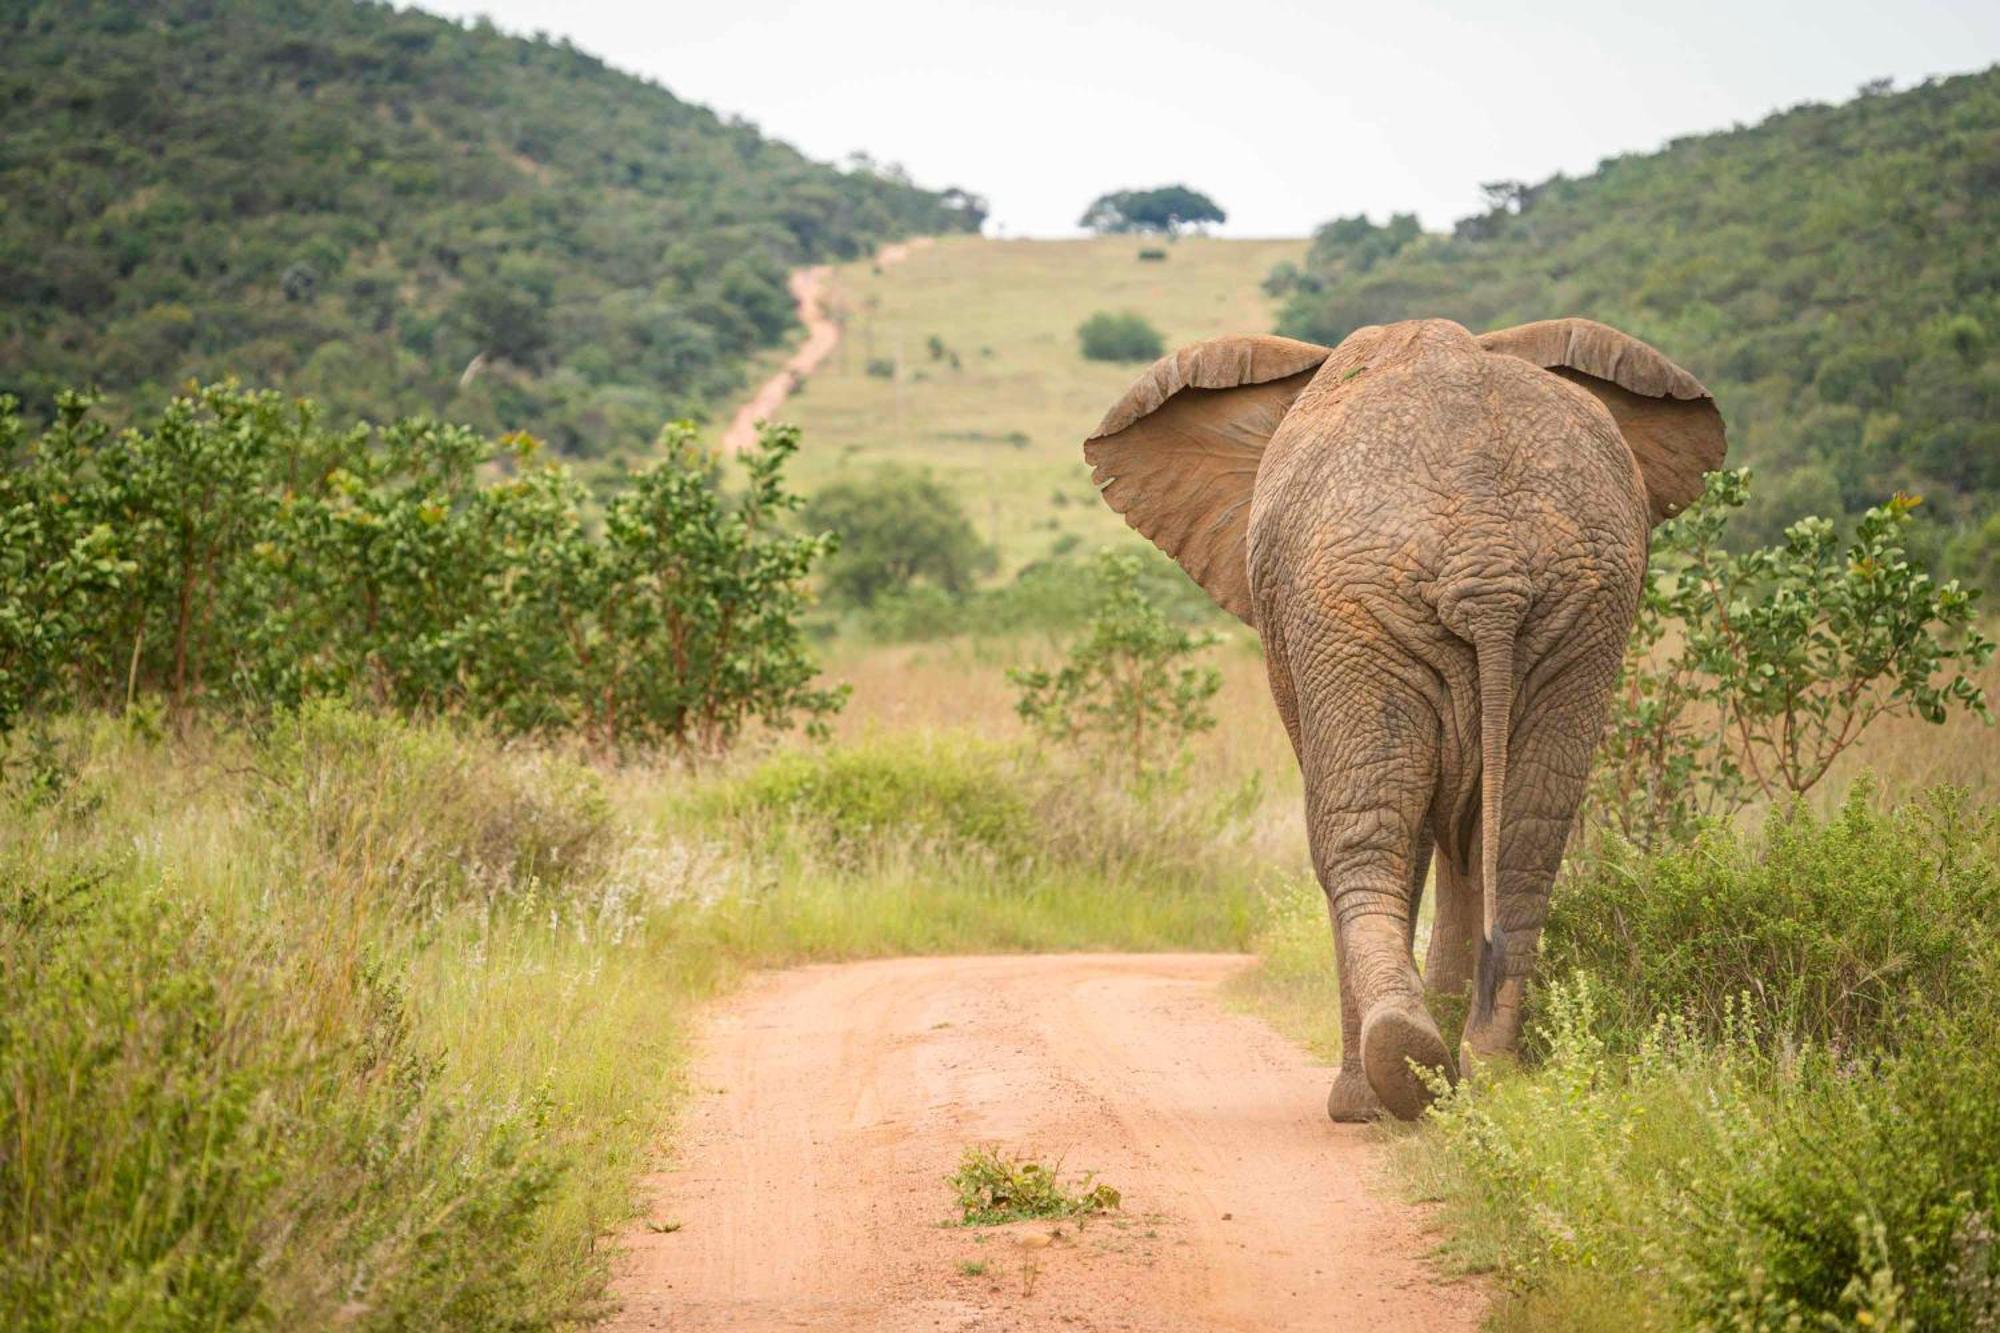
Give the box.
[1079,185,1226,237]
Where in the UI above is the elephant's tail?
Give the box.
[1473,624,1517,1026]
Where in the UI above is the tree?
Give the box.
[1007,551,1223,781]
[803,465,996,607]
[1078,185,1226,237]
[1077,311,1165,363]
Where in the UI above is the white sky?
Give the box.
[417,0,2000,237]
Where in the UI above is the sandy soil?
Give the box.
[608,954,1482,1331]
[719,237,932,453]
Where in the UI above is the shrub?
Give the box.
[1076,311,1165,363]
[0,387,844,755]
[701,735,1037,865]
[1008,551,1222,780]
[1587,468,1992,848]
[803,465,997,607]
[1408,782,2000,1329]
[1546,781,1998,1053]
[947,1146,1120,1226]
[1136,248,1168,262]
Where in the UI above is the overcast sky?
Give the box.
[418,0,1999,237]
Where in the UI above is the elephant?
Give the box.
[1083,317,1726,1121]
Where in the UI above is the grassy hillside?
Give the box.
[0,0,981,454]
[1273,68,2000,574]
[774,235,1302,574]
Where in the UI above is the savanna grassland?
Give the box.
[5,29,2000,1333]
[765,235,1303,574]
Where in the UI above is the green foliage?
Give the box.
[857,541,1225,642]
[261,700,616,917]
[803,465,997,607]
[0,829,566,1329]
[0,0,982,455]
[0,397,129,739]
[1078,185,1226,236]
[703,736,1037,864]
[1276,70,2000,556]
[1407,784,2000,1331]
[947,1146,1120,1226]
[1547,783,1998,1053]
[1076,310,1166,363]
[1588,468,1992,846]
[0,385,843,753]
[1008,552,1222,780]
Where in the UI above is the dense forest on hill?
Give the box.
[1271,68,2000,576]
[0,0,983,454]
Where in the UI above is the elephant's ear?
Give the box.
[1085,335,1332,624]
[1478,318,1726,524]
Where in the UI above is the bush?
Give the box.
[1009,551,1222,780]
[1587,468,1992,848]
[1136,248,1168,262]
[0,387,844,755]
[803,465,996,607]
[1076,311,1165,363]
[703,735,1036,865]
[1546,781,1998,1053]
[1404,783,2000,1330]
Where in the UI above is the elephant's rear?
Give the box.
[1083,314,1723,1118]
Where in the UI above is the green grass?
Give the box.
[0,706,1269,1329]
[946,1146,1121,1227]
[1382,787,2000,1332]
[768,235,1304,575]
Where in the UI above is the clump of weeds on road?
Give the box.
[948,1146,1121,1226]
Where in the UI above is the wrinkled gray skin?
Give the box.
[1085,317,1725,1120]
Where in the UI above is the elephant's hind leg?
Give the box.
[1296,655,1450,1122]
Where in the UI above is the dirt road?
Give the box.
[719,237,932,453]
[609,954,1480,1331]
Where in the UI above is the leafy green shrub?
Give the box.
[260,700,616,916]
[1588,468,1991,848]
[1009,551,1222,780]
[1677,1013,2000,1331]
[1408,784,2000,1330]
[702,735,1036,864]
[803,465,996,607]
[0,387,844,754]
[1076,311,1165,363]
[1547,782,1997,1054]
[1136,248,1168,262]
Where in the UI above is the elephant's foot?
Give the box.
[1326,1065,1383,1122]
[1361,1003,1454,1121]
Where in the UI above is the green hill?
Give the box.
[0,0,982,454]
[1272,68,2000,575]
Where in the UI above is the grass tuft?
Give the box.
[947,1146,1121,1227]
